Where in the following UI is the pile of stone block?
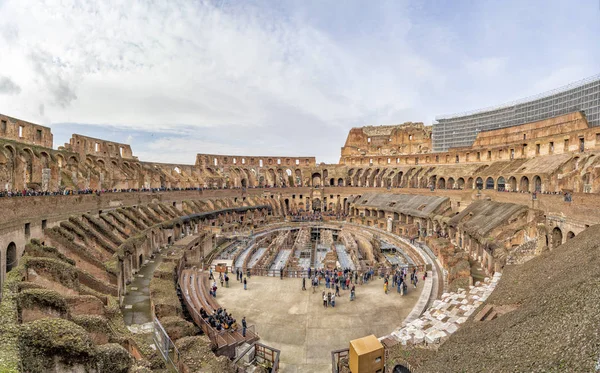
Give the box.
[388,272,502,347]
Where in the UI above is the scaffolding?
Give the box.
[432,74,600,152]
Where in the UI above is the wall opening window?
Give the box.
[119,147,124,157]
[549,142,554,153]
[564,139,569,151]
[95,142,99,152]
[536,143,540,154]
[36,129,42,141]
[367,137,371,143]
[25,223,31,237]
[18,125,23,137]
[1,120,6,132]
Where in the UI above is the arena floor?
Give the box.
[217,275,423,372]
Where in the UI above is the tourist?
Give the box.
[242,316,247,337]
[243,277,247,290]
[331,293,336,307]
[209,267,214,280]
[323,291,327,308]
[219,273,224,287]
[350,284,356,301]
[212,281,217,297]
[335,283,340,297]
[224,273,229,288]
[384,280,388,294]
[280,267,284,280]
[414,276,418,288]
[302,276,306,291]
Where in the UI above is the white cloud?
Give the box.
[0,0,597,163]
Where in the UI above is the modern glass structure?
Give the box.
[432,74,600,152]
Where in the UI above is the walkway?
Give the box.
[247,247,267,268]
[334,244,355,270]
[269,249,292,273]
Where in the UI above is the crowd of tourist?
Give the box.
[199,307,237,332]
[382,267,423,295]
[0,186,203,198]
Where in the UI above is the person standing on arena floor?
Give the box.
[302,276,306,291]
[323,291,327,308]
[242,317,247,337]
[243,277,247,290]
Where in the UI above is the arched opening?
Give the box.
[508,176,517,191]
[497,176,506,191]
[311,173,321,187]
[456,177,465,189]
[329,178,335,186]
[534,175,542,192]
[241,179,247,188]
[520,176,530,192]
[437,177,446,189]
[138,254,144,268]
[337,178,344,186]
[567,231,575,240]
[475,177,483,190]
[447,177,455,189]
[551,227,563,249]
[485,177,494,190]
[6,242,17,273]
[466,177,474,189]
[284,198,290,211]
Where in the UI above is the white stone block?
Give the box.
[445,323,459,334]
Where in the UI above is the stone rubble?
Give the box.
[388,272,502,347]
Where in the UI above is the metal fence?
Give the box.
[234,342,280,372]
[152,316,184,372]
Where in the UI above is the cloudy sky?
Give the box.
[0,0,598,164]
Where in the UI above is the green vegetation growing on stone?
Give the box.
[25,256,80,291]
[71,314,111,335]
[18,288,69,315]
[0,263,26,373]
[25,239,76,265]
[150,277,182,318]
[175,335,235,372]
[96,343,134,373]
[19,318,95,372]
[154,261,177,280]
[83,213,123,246]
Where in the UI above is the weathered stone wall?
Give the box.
[0,113,53,148]
[63,134,136,160]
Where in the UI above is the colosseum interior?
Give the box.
[0,78,600,373]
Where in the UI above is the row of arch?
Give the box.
[345,167,547,192]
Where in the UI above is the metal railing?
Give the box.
[153,316,184,372]
[234,342,280,372]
